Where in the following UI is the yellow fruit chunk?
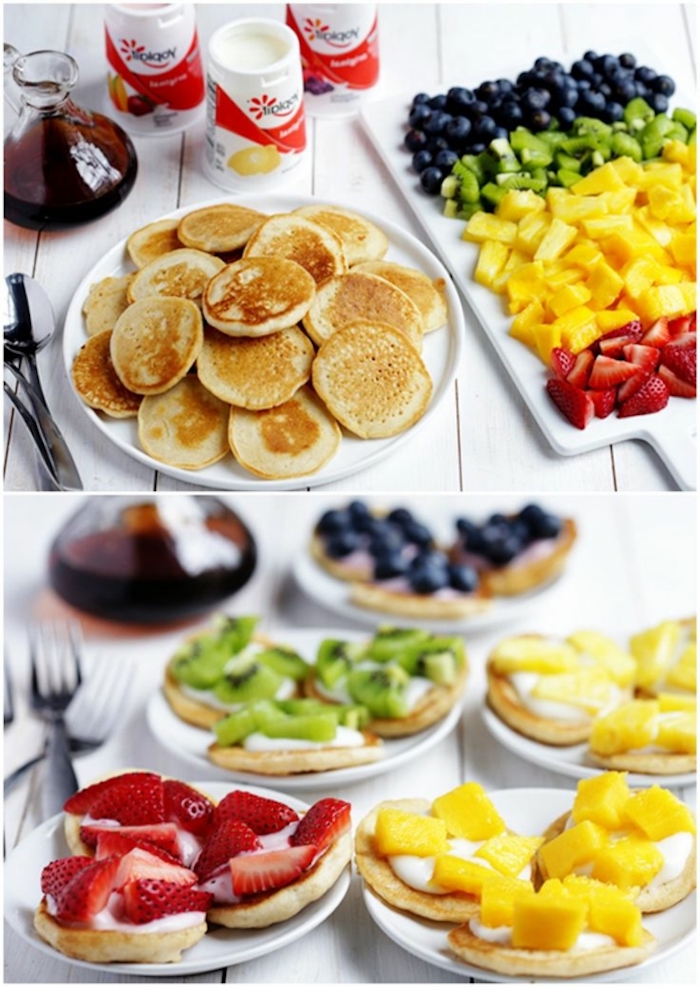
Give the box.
[623,785,696,841]
[534,218,578,262]
[512,888,587,950]
[505,262,546,308]
[566,631,636,687]
[474,240,509,289]
[490,636,579,674]
[610,155,645,185]
[634,205,675,247]
[547,194,609,224]
[595,308,639,333]
[630,620,681,690]
[531,666,617,714]
[474,834,544,877]
[572,162,627,195]
[374,807,449,857]
[589,699,659,756]
[671,231,697,268]
[591,833,664,890]
[621,255,662,298]
[538,820,609,880]
[583,215,634,240]
[432,854,493,895]
[638,161,684,189]
[600,188,637,215]
[571,772,631,830]
[656,712,696,754]
[509,301,544,347]
[637,284,692,323]
[497,189,545,222]
[549,282,592,317]
[551,305,598,351]
[587,882,643,947]
[533,322,562,364]
[586,259,625,308]
[479,874,535,928]
[514,212,552,255]
[658,691,697,713]
[564,241,604,268]
[432,783,505,840]
[665,642,697,693]
[662,140,692,168]
[463,212,517,245]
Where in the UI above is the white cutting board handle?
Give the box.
[645,418,697,491]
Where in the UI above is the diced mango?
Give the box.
[543,264,584,289]
[537,820,609,881]
[656,712,696,754]
[637,284,689,322]
[573,162,627,195]
[505,261,546,306]
[587,259,625,308]
[665,642,697,693]
[474,240,510,289]
[432,782,505,840]
[511,890,587,950]
[531,666,617,714]
[571,772,631,831]
[432,854,493,896]
[623,785,696,840]
[490,636,580,674]
[630,620,682,689]
[479,874,535,928]
[589,699,659,755]
[463,212,517,245]
[566,631,636,687]
[533,322,562,364]
[621,255,662,298]
[374,807,449,857]
[595,308,639,332]
[497,189,545,222]
[474,834,544,877]
[671,231,698,268]
[602,227,671,265]
[509,301,543,348]
[549,282,593,317]
[591,833,664,890]
[587,882,644,947]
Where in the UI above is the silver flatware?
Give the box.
[3,379,61,488]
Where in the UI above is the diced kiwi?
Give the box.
[315,639,366,688]
[170,637,230,689]
[215,615,259,652]
[347,665,410,719]
[261,712,338,742]
[397,635,465,684]
[257,646,309,681]
[366,626,431,663]
[213,699,285,746]
[277,697,333,716]
[213,653,284,704]
[337,704,372,730]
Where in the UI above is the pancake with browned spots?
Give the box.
[82,274,134,336]
[177,203,266,253]
[243,214,347,285]
[71,331,142,418]
[138,376,230,469]
[354,260,448,333]
[127,249,225,304]
[293,204,388,265]
[126,218,184,269]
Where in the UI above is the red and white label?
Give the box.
[106,28,204,111]
[287,4,379,91]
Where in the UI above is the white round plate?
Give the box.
[362,787,696,983]
[482,706,697,789]
[63,194,463,490]
[4,781,349,977]
[293,550,564,632]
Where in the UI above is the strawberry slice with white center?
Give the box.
[41,856,93,899]
[546,378,594,429]
[195,818,262,881]
[213,790,299,835]
[229,844,316,897]
[640,316,671,347]
[122,879,212,925]
[114,846,197,890]
[290,798,351,851]
[588,355,639,390]
[163,780,214,839]
[658,364,697,398]
[589,388,616,419]
[668,313,695,336]
[81,821,181,855]
[618,374,670,418]
[53,856,121,923]
[550,347,576,380]
[660,334,696,386]
[622,344,660,374]
[64,772,162,816]
[565,350,594,388]
[94,829,184,864]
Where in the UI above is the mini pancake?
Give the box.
[177,203,266,253]
[197,325,314,410]
[293,204,388,265]
[207,830,352,929]
[71,331,142,418]
[355,799,481,922]
[243,213,347,284]
[207,735,383,775]
[110,297,203,395]
[446,919,656,979]
[229,386,341,480]
[311,320,432,439]
[126,218,183,269]
[127,249,225,304]
[354,260,448,333]
[202,257,315,338]
[349,580,492,622]
[309,529,375,582]
[302,271,423,350]
[82,274,134,336]
[588,748,697,775]
[138,376,230,470]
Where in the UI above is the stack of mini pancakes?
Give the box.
[72,202,449,479]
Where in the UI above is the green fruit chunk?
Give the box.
[215,615,259,653]
[213,699,286,746]
[366,626,431,663]
[610,132,642,163]
[261,712,338,742]
[315,639,365,688]
[170,639,229,689]
[258,646,309,681]
[673,107,696,132]
[213,654,283,705]
[347,665,410,719]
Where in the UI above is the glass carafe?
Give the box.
[3,44,138,230]
[48,496,257,625]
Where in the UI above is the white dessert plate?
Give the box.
[362,787,696,983]
[482,705,697,788]
[63,194,463,490]
[360,95,696,491]
[293,549,564,632]
[4,781,349,977]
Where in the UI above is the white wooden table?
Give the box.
[3,491,696,983]
[3,3,696,492]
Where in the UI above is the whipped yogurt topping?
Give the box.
[508,671,622,722]
[46,890,206,933]
[242,724,366,751]
[468,916,616,951]
[314,664,434,710]
[179,677,297,711]
[387,832,531,894]
[80,814,205,869]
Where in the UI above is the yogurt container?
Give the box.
[286,4,379,117]
[104,3,205,135]
[204,18,307,192]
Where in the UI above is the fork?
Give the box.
[29,620,82,818]
[4,651,131,796]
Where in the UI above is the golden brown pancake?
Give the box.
[126,218,183,269]
[71,331,142,418]
[197,325,314,409]
[311,320,432,439]
[588,748,696,775]
[207,734,384,774]
[353,260,448,332]
[138,376,230,470]
[127,249,225,304]
[293,204,389,265]
[82,274,134,336]
[349,581,492,622]
[177,203,266,253]
[110,297,203,395]
[202,257,315,337]
[243,213,347,284]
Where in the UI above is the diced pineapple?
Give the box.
[589,699,660,755]
[621,255,663,298]
[511,888,587,950]
[599,187,637,215]
[671,231,698,268]
[623,785,696,841]
[637,284,690,322]
[586,882,644,947]
[583,215,635,240]
[655,712,696,754]
[543,265,584,290]
[634,205,675,247]
[630,620,682,690]
[586,259,625,308]
[432,854,494,895]
[497,189,545,222]
[479,874,535,928]
[533,322,562,364]
[638,161,684,190]
[600,226,671,265]
[549,282,593,317]
[509,301,544,348]
[374,807,449,857]
[665,642,697,693]
[566,630,636,687]
[648,184,686,221]
[653,264,684,285]
[474,240,510,289]
[463,212,517,245]
[474,834,544,877]
[563,320,603,353]
[572,162,628,195]
[591,833,664,890]
[531,666,617,714]
[432,782,505,840]
[547,193,609,225]
[595,308,640,333]
[537,820,609,881]
[658,691,697,713]
[564,240,604,268]
[662,140,692,169]
[506,262,546,306]
[609,155,645,185]
[514,212,552,255]
[490,636,579,674]
[571,771,631,830]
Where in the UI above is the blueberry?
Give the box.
[468,99,490,119]
[348,500,371,525]
[498,101,524,128]
[449,563,479,593]
[419,166,444,195]
[488,512,509,528]
[648,92,669,114]
[411,149,433,173]
[326,530,361,558]
[476,80,500,103]
[414,550,449,571]
[522,88,551,111]
[408,103,432,129]
[557,106,576,127]
[403,520,433,548]
[598,82,612,99]
[571,59,595,81]
[369,527,404,557]
[591,72,604,88]
[619,53,636,69]
[529,109,552,131]
[473,115,497,140]
[518,502,546,527]
[487,533,523,566]
[598,54,619,78]
[434,148,459,173]
[534,57,555,72]
[409,566,449,594]
[556,85,580,108]
[519,504,561,539]
[425,136,449,153]
[444,115,472,148]
[447,86,475,114]
[456,516,478,537]
[576,78,592,92]
[603,101,624,123]
[634,80,649,98]
[404,128,428,152]
[317,509,350,535]
[583,50,599,64]
[613,79,637,103]
[423,110,451,135]
[467,142,487,154]
[578,89,606,114]
[492,126,509,141]
[509,519,530,545]
[634,65,656,84]
[374,551,410,581]
[428,93,449,110]
[387,507,414,526]
[462,526,487,555]
[497,78,514,94]
[653,74,675,97]
[412,92,431,106]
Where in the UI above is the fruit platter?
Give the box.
[361,48,697,489]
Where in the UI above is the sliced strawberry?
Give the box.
[214,790,299,835]
[94,829,183,864]
[194,818,262,881]
[589,388,617,419]
[290,798,351,851]
[622,344,660,373]
[658,364,697,398]
[565,350,594,388]
[546,378,594,429]
[86,774,166,828]
[588,355,639,390]
[617,368,652,403]
[64,772,162,816]
[40,856,93,899]
[122,879,212,924]
[598,333,641,358]
[660,335,696,385]
[550,346,576,380]
[640,316,671,347]
[81,821,181,855]
[229,845,316,897]
[163,780,214,839]
[114,846,197,889]
[668,313,695,336]
[600,319,643,342]
[618,374,670,418]
[53,856,121,923]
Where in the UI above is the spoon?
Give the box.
[4,273,83,489]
